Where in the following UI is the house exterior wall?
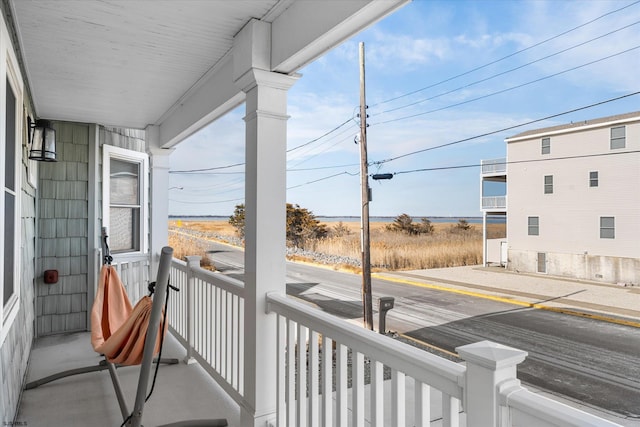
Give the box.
[35,125,147,336]
[506,114,640,284]
[0,6,36,423]
[37,123,90,335]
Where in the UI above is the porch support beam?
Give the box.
[146,125,174,279]
[234,19,298,427]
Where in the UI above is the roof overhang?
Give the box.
[8,0,409,147]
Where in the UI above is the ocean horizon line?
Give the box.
[170,214,504,224]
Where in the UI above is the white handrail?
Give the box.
[503,386,621,427]
[168,257,245,406]
[266,292,464,396]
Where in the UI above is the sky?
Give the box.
[168,0,640,218]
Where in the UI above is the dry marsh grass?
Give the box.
[307,222,488,270]
[169,219,505,271]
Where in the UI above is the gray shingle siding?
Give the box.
[37,122,90,335]
[0,144,36,424]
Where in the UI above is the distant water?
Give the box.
[170,215,505,224]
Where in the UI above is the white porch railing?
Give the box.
[267,292,465,427]
[111,252,151,303]
[481,195,507,210]
[168,256,245,405]
[167,256,621,427]
[481,158,507,175]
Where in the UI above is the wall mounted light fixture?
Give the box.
[28,117,57,162]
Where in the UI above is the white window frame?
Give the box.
[589,171,598,187]
[610,126,625,149]
[102,145,149,255]
[541,137,550,154]
[600,216,615,239]
[1,52,23,345]
[544,175,553,194]
[528,216,539,236]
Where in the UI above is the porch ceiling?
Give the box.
[9,0,408,147]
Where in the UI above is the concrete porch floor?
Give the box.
[17,331,240,426]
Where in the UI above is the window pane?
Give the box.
[600,217,614,239]
[4,193,15,306]
[600,217,614,228]
[611,126,625,139]
[109,207,141,252]
[541,138,550,154]
[610,126,625,149]
[544,175,553,194]
[590,171,598,187]
[5,78,16,191]
[528,216,539,235]
[110,159,139,205]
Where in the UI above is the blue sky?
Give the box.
[169,0,640,218]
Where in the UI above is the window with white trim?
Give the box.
[528,216,539,236]
[2,71,22,337]
[610,126,625,149]
[544,175,553,194]
[600,216,615,239]
[102,146,149,254]
[589,171,598,187]
[541,137,550,154]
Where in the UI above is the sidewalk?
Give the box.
[374,265,640,327]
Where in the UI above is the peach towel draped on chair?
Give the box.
[91,265,166,366]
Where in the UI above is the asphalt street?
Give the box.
[199,238,640,422]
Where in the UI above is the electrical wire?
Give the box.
[286,118,354,153]
[371,0,640,108]
[373,21,640,117]
[391,149,640,176]
[371,91,640,166]
[373,46,640,127]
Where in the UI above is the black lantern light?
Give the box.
[28,117,57,162]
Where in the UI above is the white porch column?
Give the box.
[233,19,298,427]
[146,125,174,279]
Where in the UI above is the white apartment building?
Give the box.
[503,111,640,284]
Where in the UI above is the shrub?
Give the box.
[387,214,434,235]
[229,204,245,238]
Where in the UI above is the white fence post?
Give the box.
[184,255,201,364]
[456,340,527,427]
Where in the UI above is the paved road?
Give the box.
[200,238,640,420]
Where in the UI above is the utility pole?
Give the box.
[358,42,373,330]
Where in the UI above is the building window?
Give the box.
[3,78,16,309]
[528,216,539,236]
[589,171,598,187]
[2,70,22,340]
[541,137,550,154]
[610,126,625,149]
[600,217,615,239]
[544,175,553,194]
[537,252,546,273]
[102,146,149,254]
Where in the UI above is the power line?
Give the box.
[170,162,244,174]
[372,46,640,127]
[288,163,360,172]
[371,0,640,108]
[391,149,640,176]
[371,90,640,166]
[373,21,640,117]
[286,171,358,190]
[286,118,354,153]
[169,197,244,205]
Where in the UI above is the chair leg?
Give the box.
[24,360,109,389]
